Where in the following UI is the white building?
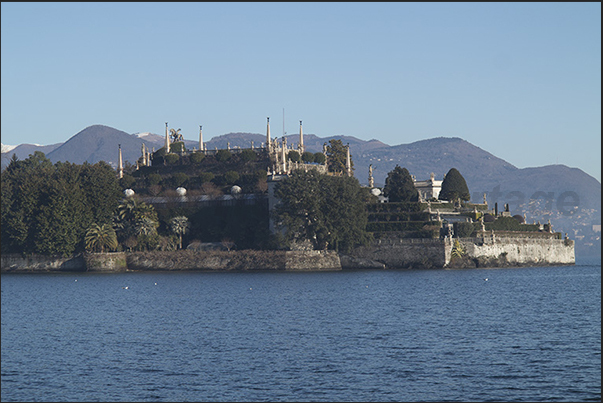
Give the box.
[413,172,443,201]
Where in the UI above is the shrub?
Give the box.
[190,152,205,164]
[147,173,162,187]
[240,149,257,162]
[120,174,136,189]
[216,149,232,162]
[288,150,301,162]
[223,170,240,185]
[313,152,326,164]
[171,172,189,188]
[170,141,186,153]
[454,222,478,238]
[164,153,179,165]
[301,151,315,163]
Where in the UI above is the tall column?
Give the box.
[266,117,271,154]
[165,122,170,153]
[299,120,304,154]
[199,125,203,152]
[346,144,351,176]
[281,136,287,174]
[118,144,123,179]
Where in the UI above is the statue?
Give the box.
[170,128,183,143]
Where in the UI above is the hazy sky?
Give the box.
[1,2,601,181]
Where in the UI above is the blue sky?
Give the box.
[1,2,601,181]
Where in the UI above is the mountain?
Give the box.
[2,125,600,258]
[1,142,63,166]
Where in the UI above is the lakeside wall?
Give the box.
[1,250,342,273]
[1,236,575,273]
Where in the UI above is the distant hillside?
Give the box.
[1,143,62,167]
[48,125,164,169]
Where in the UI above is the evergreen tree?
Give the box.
[1,154,122,256]
[326,139,353,174]
[273,170,370,252]
[301,151,315,163]
[288,150,301,162]
[439,168,470,202]
[383,165,419,202]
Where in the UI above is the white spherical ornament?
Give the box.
[231,185,241,195]
[124,189,135,197]
[176,187,187,196]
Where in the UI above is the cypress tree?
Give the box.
[383,165,419,202]
[439,168,470,202]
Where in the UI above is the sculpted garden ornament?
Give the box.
[170,128,183,143]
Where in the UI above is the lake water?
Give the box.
[2,261,600,402]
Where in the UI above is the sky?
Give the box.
[1,2,601,181]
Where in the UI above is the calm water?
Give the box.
[2,261,601,402]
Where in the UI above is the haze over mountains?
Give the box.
[2,124,600,258]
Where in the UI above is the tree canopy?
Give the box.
[383,165,419,202]
[273,170,371,252]
[439,168,470,202]
[1,153,122,256]
[325,139,353,175]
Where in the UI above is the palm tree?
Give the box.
[169,216,190,249]
[136,216,159,236]
[85,223,118,253]
[451,239,466,259]
[113,198,159,250]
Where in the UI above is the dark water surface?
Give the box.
[2,262,600,402]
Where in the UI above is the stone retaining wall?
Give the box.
[0,254,86,272]
[1,237,574,273]
[459,237,575,266]
[346,237,450,269]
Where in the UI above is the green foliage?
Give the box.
[383,165,419,202]
[164,153,180,165]
[301,151,315,163]
[240,149,257,162]
[153,147,167,158]
[453,222,478,238]
[223,170,240,185]
[120,174,136,189]
[326,139,352,174]
[451,239,467,258]
[113,197,159,251]
[169,216,190,249]
[170,141,186,153]
[216,149,232,162]
[85,223,118,252]
[288,150,301,162]
[366,201,423,213]
[198,172,215,184]
[313,152,326,164]
[484,216,540,232]
[1,154,122,256]
[273,170,371,252]
[365,221,427,232]
[170,172,189,188]
[190,152,205,164]
[147,173,162,187]
[439,168,470,202]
